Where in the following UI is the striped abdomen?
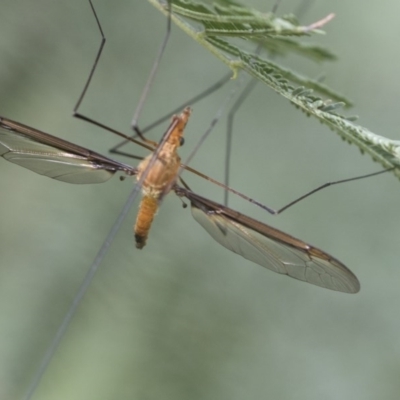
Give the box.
[134,195,159,249]
[133,107,191,249]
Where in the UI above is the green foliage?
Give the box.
[166,0,323,36]
[147,0,400,177]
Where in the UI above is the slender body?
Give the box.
[134,107,190,248]
[0,110,360,293]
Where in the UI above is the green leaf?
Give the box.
[167,0,330,37]
[257,37,337,63]
[147,0,400,177]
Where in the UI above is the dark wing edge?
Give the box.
[0,116,137,184]
[178,188,360,293]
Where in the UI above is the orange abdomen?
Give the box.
[134,196,159,249]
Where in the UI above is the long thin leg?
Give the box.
[185,166,393,216]
[21,1,171,398]
[130,0,172,142]
[22,184,142,400]
[72,0,104,115]
[110,72,231,158]
[224,77,258,205]
[71,0,168,147]
[273,168,393,215]
[222,0,321,206]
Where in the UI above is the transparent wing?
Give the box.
[186,191,359,293]
[0,117,136,184]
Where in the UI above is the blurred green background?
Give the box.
[1,1,400,399]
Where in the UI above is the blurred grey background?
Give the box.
[1,1,400,399]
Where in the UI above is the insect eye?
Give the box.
[179,137,185,146]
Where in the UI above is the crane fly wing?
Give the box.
[0,115,360,293]
[181,189,360,293]
[0,117,137,184]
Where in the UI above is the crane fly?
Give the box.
[0,107,360,293]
